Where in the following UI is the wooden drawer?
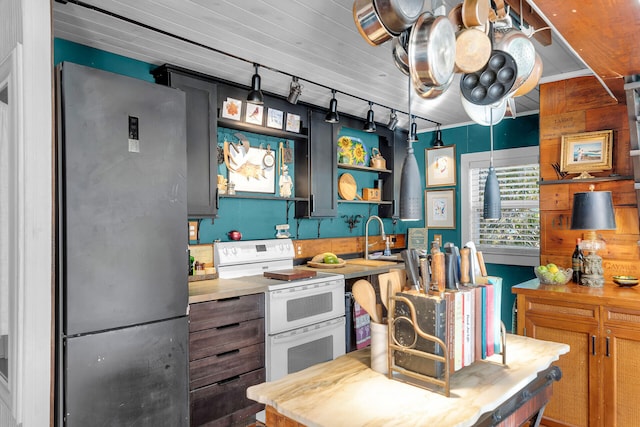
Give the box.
[190,368,265,427]
[189,317,264,361]
[189,293,264,332]
[190,342,264,390]
[521,296,598,325]
[603,306,640,330]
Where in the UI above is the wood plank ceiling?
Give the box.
[52,0,630,132]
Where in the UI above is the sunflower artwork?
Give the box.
[337,136,369,166]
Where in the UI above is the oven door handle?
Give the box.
[270,317,345,344]
[269,280,343,299]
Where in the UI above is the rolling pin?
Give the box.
[460,247,470,284]
[431,251,446,293]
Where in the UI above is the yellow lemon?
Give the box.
[548,265,559,274]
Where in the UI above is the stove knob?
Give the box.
[231,247,238,256]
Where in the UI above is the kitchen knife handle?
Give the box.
[460,248,470,284]
[477,251,487,277]
[432,252,445,293]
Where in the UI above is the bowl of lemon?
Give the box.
[534,264,573,285]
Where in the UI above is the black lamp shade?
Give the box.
[364,106,376,132]
[247,68,264,104]
[399,146,422,221]
[433,129,444,147]
[570,191,616,230]
[287,77,301,104]
[325,97,339,123]
[408,121,418,142]
[483,166,501,220]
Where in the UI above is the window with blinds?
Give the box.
[470,164,540,249]
[461,146,540,266]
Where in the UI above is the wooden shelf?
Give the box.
[221,194,306,201]
[218,118,308,141]
[338,163,391,173]
[539,175,633,185]
[337,199,393,205]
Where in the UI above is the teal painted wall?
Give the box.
[54,38,538,331]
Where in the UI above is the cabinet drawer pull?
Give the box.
[216,322,240,330]
[217,375,240,385]
[591,335,596,356]
[217,349,240,358]
[606,337,610,357]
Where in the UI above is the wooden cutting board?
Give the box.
[338,173,357,200]
[263,269,317,281]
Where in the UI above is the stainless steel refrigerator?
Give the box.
[55,62,189,426]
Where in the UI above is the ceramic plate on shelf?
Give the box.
[337,136,369,166]
[613,276,639,287]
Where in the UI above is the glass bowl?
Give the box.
[534,266,573,285]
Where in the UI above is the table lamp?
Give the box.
[570,185,616,287]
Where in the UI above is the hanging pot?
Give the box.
[460,49,517,105]
[408,12,456,99]
[492,13,536,95]
[449,3,491,74]
[512,52,543,97]
[353,0,393,46]
[391,30,410,75]
[461,0,489,28]
[461,94,506,126]
[374,0,424,35]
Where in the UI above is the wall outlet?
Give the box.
[189,221,199,241]
[434,234,442,248]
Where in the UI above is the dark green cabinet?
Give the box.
[152,66,219,218]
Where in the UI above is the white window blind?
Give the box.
[461,146,540,266]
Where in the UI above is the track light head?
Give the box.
[247,64,264,104]
[387,110,398,131]
[287,76,302,104]
[363,102,376,133]
[433,125,444,147]
[325,90,340,123]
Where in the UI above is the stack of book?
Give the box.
[392,276,503,378]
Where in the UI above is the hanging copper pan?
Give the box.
[353,0,393,46]
[374,0,424,35]
[513,52,543,97]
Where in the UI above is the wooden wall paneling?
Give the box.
[292,234,406,260]
[539,138,562,180]
[539,185,570,211]
[539,80,567,116]
[539,111,585,140]
[565,77,619,111]
[613,128,633,176]
[585,104,629,133]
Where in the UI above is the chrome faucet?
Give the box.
[365,215,386,260]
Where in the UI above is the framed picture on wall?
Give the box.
[560,130,613,177]
[425,145,456,187]
[425,189,455,229]
[245,102,264,125]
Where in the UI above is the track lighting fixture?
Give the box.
[363,102,376,133]
[387,109,399,131]
[433,124,444,147]
[408,116,418,142]
[325,90,339,123]
[483,108,501,220]
[247,63,264,104]
[287,76,302,104]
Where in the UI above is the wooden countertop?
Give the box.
[247,334,569,427]
[188,262,405,304]
[512,278,640,310]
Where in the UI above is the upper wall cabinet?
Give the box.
[152,65,219,218]
[295,109,337,217]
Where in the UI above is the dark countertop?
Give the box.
[188,262,405,304]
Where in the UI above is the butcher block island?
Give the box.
[247,334,568,427]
